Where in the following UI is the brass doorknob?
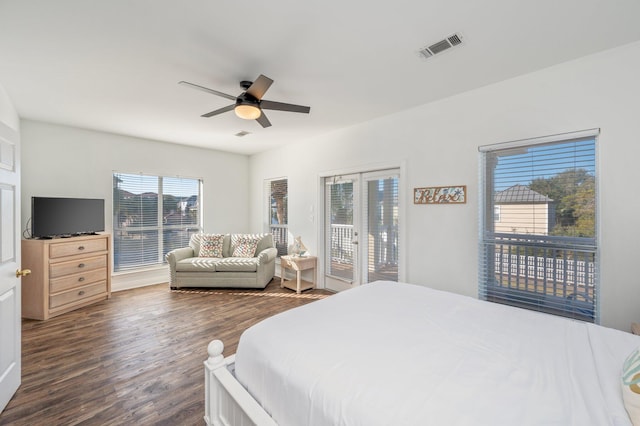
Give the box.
[16,269,31,278]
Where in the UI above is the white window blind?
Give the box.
[326,177,356,282]
[364,173,399,283]
[113,172,202,272]
[266,178,288,257]
[479,130,598,322]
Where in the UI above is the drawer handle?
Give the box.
[78,290,85,296]
[78,277,85,282]
[78,263,85,268]
[78,246,85,251]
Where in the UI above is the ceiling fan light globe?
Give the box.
[235,104,261,120]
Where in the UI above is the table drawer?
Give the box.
[281,255,316,271]
[50,268,107,293]
[49,281,107,309]
[50,255,107,279]
[49,238,107,259]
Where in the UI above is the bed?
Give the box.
[204,281,640,425]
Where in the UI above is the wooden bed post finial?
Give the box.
[206,340,225,368]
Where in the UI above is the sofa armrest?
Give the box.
[165,246,195,287]
[256,247,277,265]
[255,247,277,287]
[166,246,195,264]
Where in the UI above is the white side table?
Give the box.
[280,255,317,294]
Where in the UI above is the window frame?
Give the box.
[478,128,599,323]
[113,172,203,272]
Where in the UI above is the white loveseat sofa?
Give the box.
[165,233,277,289]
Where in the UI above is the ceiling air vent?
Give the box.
[235,130,251,137]
[418,33,464,60]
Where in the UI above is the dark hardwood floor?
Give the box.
[0,279,331,426]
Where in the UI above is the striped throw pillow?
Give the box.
[231,234,261,258]
[622,346,640,425]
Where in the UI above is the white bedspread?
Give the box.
[235,281,640,426]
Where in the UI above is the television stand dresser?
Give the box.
[21,234,111,320]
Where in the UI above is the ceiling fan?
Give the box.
[179,74,310,128]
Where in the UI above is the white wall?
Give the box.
[0,84,19,132]
[21,120,250,290]
[250,40,640,331]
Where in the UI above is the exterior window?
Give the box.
[113,173,202,272]
[494,205,501,222]
[479,130,598,322]
[266,178,288,257]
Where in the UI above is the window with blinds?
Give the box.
[113,172,202,272]
[479,130,598,322]
[266,178,288,257]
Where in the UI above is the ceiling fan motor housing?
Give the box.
[236,92,260,107]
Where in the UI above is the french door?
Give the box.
[324,169,400,292]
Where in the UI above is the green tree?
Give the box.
[270,179,288,225]
[331,182,353,224]
[530,169,595,237]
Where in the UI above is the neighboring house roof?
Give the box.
[495,185,553,204]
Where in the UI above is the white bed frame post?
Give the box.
[204,340,277,426]
[204,340,225,426]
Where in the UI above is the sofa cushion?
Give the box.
[175,257,218,272]
[189,234,203,255]
[255,233,275,254]
[214,257,259,272]
[199,233,225,258]
[222,234,232,257]
[231,234,262,257]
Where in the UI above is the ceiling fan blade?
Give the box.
[260,100,311,114]
[179,81,236,101]
[246,75,273,100]
[201,104,235,118]
[256,111,272,128]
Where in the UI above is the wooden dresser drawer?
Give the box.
[50,268,107,293]
[50,255,107,279]
[49,281,107,309]
[49,238,107,259]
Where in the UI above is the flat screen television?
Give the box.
[31,197,105,239]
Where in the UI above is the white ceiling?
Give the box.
[1,0,640,155]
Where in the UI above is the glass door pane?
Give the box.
[325,175,358,291]
[364,173,399,283]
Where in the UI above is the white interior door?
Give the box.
[0,122,21,413]
[324,174,359,292]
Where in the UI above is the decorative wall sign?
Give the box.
[414,185,466,204]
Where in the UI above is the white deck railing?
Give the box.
[489,233,597,321]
